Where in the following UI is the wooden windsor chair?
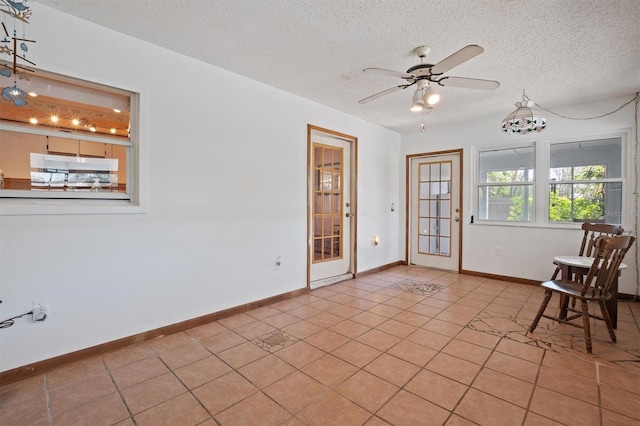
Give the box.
[529,234,635,354]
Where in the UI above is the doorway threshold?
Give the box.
[310,273,354,290]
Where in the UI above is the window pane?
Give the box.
[549,182,622,223]
[478,146,534,183]
[477,185,534,221]
[477,145,534,222]
[550,138,621,179]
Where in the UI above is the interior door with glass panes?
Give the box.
[409,153,461,271]
[309,134,352,289]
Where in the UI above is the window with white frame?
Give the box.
[0,69,136,203]
[548,137,622,224]
[474,136,624,225]
[476,145,535,222]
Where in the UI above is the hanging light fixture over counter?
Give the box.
[501,90,546,134]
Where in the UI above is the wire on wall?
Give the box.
[536,93,640,299]
[0,310,33,329]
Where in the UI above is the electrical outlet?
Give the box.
[495,247,502,256]
[275,256,282,270]
[32,299,48,322]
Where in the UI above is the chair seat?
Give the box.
[541,279,611,301]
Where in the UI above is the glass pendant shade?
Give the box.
[423,87,440,105]
[2,85,27,106]
[501,93,546,134]
[410,89,425,111]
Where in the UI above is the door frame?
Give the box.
[405,149,463,271]
[307,124,358,289]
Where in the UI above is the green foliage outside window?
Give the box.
[548,165,605,222]
[508,194,533,221]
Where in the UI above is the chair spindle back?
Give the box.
[581,235,635,298]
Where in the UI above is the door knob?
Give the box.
[454,216,460,222]
[346,212,355,218]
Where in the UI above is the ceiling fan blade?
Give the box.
[358,85,410,104]
[363,68,415,79]
[437,76,500,90]
[430,45,484,75]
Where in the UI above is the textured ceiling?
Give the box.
[36,0,640,134]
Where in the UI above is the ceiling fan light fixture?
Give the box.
[410,88,425,111]
[501,90,546,134]
[423,87,440,105]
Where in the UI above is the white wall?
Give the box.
[0,5,402,372]
[401,95,639,295]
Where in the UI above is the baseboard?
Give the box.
[459,269,540,286]
[355,260,405,278]
[460,270,640,300]
[619,293,640,301]
[0,287,309,386]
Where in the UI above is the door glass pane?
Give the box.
[430,236,438,253]
[440,219,451,237]
[440,200,451,217]
[415,160,453,258]
[332,194,340,213]
[420,164,430,181]
[441,163,451,180]
[440,182,450,197]
[323,195,331,213]
[333,149,341,170]
[419,218,429,235]
[420,182,430,199]
[312,143,343,263]
[323,148,332,167]
[323,218,332,237]
[430,218,439,234]
[419,235,429,253]
[419,200,429,216]
[430,164,440,181]
[440,237,450,255]
[431,182,440,196]
[429,200,438,217]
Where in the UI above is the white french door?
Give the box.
[308,129,355,289]
[409,152,461,271]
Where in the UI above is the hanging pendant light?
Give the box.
[501,90,546,134]
[1,85,27,106]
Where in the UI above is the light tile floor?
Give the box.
[2,266,640,426]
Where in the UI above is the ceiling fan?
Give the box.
[359,45,500,112]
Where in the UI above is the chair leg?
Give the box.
[529,290,552,334]
[598,301,617,343]
[581,300,592,354]
[550,266,560,280]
